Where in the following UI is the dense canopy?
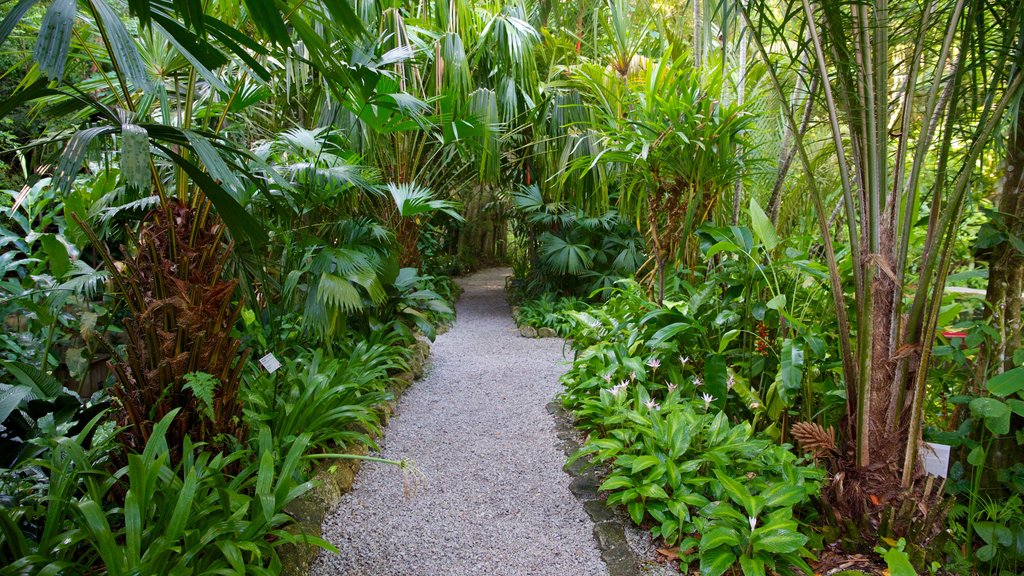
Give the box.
[1,0,1023,574]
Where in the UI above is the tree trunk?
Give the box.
[977,102,1024,487]
[983,110,1024,373]
[693,0,702,69]
[731,4,748,226]
[768,74,818,226]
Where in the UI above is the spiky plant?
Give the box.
[92,200,247,460]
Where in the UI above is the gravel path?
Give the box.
[313,268,608,576]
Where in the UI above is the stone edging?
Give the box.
[548,400,647,576]
[279,337,432,576]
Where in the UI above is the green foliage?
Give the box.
[560,271,824,575]
[874,539,919,576]
[182,372,220,422]
[508,185,644,297]
[244,340,406,455]
[513,294,587,336]
[0,410,326,574]
[569,387,822,574]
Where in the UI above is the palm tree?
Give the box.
[742,0,1024,529]
[563,56,752,303]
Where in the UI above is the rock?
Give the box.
[279,444,369,576]
[537,327,558,338]
[519,325,538,338]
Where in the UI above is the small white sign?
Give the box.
[921,442,951,478]
[259,353,281,374]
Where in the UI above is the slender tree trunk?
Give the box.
[768,75,819,225]
[693,0,702,69]
[731,4,748,226]
[972,104,1024,489]
[983,110,1024,373]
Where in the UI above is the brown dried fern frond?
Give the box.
[791,422,837,458]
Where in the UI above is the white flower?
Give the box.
[629,371,637,381]
[647,358,661,372]
[602,373,613,383]
[727,374,736,390]
[679,355,690,366]
[693,376,703,387]
[749,516,757,531]
[667,382,677,393]
[645,399,660,411]
[611,381,629,397]
[701,392,716,411]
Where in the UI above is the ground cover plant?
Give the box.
[1,0,1022,574]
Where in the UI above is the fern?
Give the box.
[182,372,220,421]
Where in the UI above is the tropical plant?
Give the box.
[742,0,1024,535]
[0,409,329,574]
[562,55,753,303]
[244,341,406,455]
[568,385,823,576]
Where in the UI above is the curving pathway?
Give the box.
[313,268,608,576]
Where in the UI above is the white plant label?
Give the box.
[921,442,951,478]
[259,353,281,374]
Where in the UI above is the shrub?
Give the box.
[570,388,823,576]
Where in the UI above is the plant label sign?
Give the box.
[921,442,951,478]
[259,353,281,374]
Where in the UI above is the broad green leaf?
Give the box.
[883,546,917,576]
[39,234,70,278]
[752,527,807,554]
[0,386,30,424]
[700,526,741,551]
[714,470,759,516]
[165,467,198,541]
[765,294,786,311]
[704,354,728,411]
[967,445,986,466]
[739,555,766,576]
[718,329,740,354]
[705,240,742,259]
[773,339,804,406]
[700,546,737,576]
[632,455,662,475]
[749,197,779,251]
[985,367,1024,397]
[76,500,121,570]
[637,483,670,500]
[975,544,997,562]
[975,521,1013,545]
[3,361,61,398]
[257,449,275,522]
[760,484,807,509]
[628,501,645,525]
[124,489,142,561]
[969,397,1011,435]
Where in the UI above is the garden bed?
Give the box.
[279,338,431,576]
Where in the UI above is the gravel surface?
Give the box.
[313,268,608,576]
